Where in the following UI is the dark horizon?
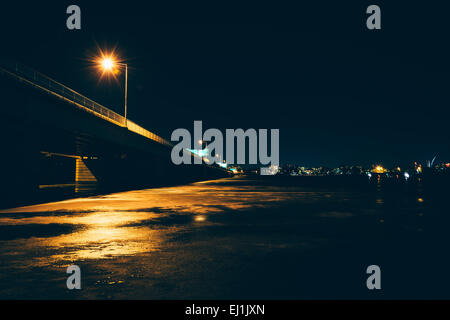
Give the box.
[1,1,449,167]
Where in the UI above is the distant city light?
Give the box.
[372,165,387,174]
[218,162,227,169]
[241,162,449,178]
[188,148,209,157]
[261,165,279,175]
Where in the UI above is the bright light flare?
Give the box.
[90,47,124,82]
[97,54,117,74]
[101,58,115,71]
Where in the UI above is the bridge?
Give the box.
[0,60,229,207]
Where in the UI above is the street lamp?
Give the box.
[98,55,128,127]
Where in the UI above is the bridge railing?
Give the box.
[126,120,168,145]
[0,61,172,147]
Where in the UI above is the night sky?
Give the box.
[1,1,449,167]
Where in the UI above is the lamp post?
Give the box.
[124,63,128,126]
[99,57,128,127]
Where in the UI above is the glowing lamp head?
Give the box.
[101,58,114,71]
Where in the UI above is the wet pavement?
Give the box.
[0,176,449,299]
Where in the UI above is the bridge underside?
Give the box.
[0,70,228,208]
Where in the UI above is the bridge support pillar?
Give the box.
[75,158,98,193]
